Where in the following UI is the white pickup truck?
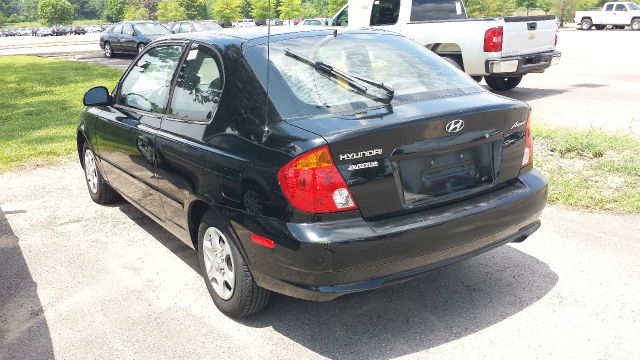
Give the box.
[575,2,640,31]
[331,0,561,91]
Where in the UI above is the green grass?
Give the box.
[0,56,121,172]
[534,125,640,213]
[4,20,105,29]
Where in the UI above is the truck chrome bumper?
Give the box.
[486,51,561,76]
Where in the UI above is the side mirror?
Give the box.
[83,86,113,107]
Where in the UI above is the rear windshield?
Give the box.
[627,2,640,10]
[134,23,171,36]
[245,33,481,119]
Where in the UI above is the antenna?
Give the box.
[262,0,272,143]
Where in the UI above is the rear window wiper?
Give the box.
[284,49,394,105]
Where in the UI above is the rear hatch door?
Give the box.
[287,92,530,220]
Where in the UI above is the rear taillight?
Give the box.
[278,146,357,213]
[521,114,533,168]
[484,26,503,52]
[555,33,558,46]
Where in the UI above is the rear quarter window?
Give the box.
[410,0,467,22]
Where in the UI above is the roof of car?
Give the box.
[160,27,391,45]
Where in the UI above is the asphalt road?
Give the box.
[1,162,640,360]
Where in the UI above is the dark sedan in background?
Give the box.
[100,21,172,57]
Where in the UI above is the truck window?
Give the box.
[370,0,401,26]
[334,7,349,26]
[605,3,614,11]
[614,3,627,11]
[410,0,467,22]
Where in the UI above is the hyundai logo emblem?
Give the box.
[445,119,465,133]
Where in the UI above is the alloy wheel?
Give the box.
[84,149,98,193]
[202,227,235,300]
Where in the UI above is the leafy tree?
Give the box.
[251,0,274,20]
[538,0,554,13]
[178,0,209,19]
[300,2,320,18]
[73,0,100,19]
[465,0,516,18]
[0,11,6,26]
[240,0,252,18]
[38,0,75,26]
[516,0,538,9]
[0,0,20,20]
[278,0,301,20]
[18,0,39,22]
[157,0,187,21]
[123,3,148,20]
[213,0,242,22]
[103,0,125,22]
[327,0,346,16]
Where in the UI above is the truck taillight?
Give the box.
[555,33,558,46]
[521,114,533,168]
[484,26,503,52]
[278,146,357,213]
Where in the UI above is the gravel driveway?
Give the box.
[1,162,639,359]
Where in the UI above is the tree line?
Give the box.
[1,0,638,27]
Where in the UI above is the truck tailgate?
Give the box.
[501,16,557,57]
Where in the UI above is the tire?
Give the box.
[82,142,119,204]
[632,19,640,31]
[485,76,523,91]
[198,210,270,318]
[595,25,605,30]
[104,42,113,58]
[137,43,146,53]
[442,55,463,70]
[581,18,593,30]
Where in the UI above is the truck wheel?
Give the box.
[595,25,605,30]
[485,76,523,91]
[198,210,270,318]
[632,19,640,31]
[580,18,593,30]
[442,55,463,70]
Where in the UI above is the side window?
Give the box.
[334,6,349,26]
[615,3,627,11]
[118,45,184,113]
[168,45,223,121]
[605,4,614,11]
[172,23,181,32]
[410,0,467,22]
[370,0,401,26]
[180,23,192,33]
[123,23,134,36]
[112,23,123,34]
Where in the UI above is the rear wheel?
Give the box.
[104,42,113,58]
[82,143,119,204]
[581,18,593,30]
[631,19,640,31]
[485,76,523,91]
[198,210,270,317]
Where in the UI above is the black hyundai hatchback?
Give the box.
[78,28,547,317]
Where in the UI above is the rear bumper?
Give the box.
[485,51,561,76]
[242,169,548,301]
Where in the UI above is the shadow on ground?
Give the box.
[118,202,558,360]
[0,208,55,359]
[487,87,566,102]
